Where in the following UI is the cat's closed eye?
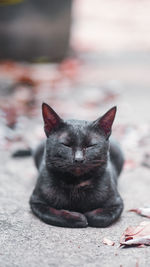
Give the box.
[86,143,97,148]
[61,142,71,147]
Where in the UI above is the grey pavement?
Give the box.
[1,0,150,264]
[1,65,150,267]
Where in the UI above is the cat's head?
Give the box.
[42,103,116,177]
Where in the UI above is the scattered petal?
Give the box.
[120,221,150,247]
[103,237,115,246]
[129,207,150,218]
[17,74,36,87]
[124,159,136,171]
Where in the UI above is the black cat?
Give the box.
[30,103,124,228]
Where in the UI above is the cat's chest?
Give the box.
[60,185,95,211]
[42,181,106,212]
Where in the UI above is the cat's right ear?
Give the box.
[42,103,62,137]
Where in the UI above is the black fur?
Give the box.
[30,103,124,228]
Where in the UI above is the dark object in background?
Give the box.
[142,153,150,169]
[0,0,72,61]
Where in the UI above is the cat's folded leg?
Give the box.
[30,201,88,228]
[84,200,123,227]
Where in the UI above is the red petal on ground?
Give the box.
[124,159,136,170]
[17,74,36,87]
[58,58,80,80]
[120,221,150,247]
[1,106,17,128]
[129,207,150,218]
[103,237,115,246]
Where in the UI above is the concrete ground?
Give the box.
[1,1,150,266]
[1,57,150,267]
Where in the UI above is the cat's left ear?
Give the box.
[42,103,63,137]
[94,106,117,139]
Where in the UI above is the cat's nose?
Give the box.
[74,150,84,163]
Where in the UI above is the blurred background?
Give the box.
[1,1,150,266]
[0,0,150,168]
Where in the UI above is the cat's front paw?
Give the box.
[85,211,112,227]
[30,201,88,228]
[58,209,88,228]
[85,205,123,227]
